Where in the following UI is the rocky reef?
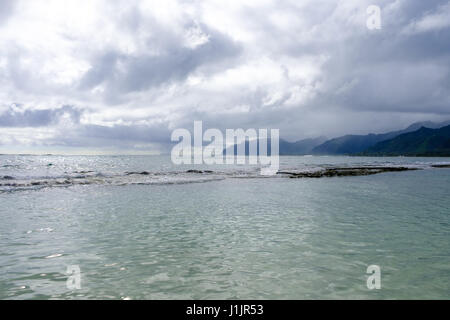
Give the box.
[186,169,214,174]
[431,164,450,168]
[277,166,419,178]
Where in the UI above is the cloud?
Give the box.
[402,2,450,34]
[0,0,15,26]
[0,0,449,152]
[79,25,241,102]
[0,105,81,127]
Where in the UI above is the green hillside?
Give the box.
[312,120,450,155]
[361,125,450,156]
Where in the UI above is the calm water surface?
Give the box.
[0,155,449,299]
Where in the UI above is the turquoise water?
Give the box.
[0,155,449,299]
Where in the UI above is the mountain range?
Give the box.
[225,120,450,156]
[361,125,450,156]
[311,120,450,155]
[224,136,327,156]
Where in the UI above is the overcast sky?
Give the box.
[0,0,449,154]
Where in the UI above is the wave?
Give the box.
[0,170,228,193]
[1,163,449,193]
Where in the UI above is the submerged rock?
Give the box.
[431,164,450,168]
[126,171,150,175]
[186,170,214,174]
[278,166,418,178]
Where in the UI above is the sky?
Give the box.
[0,0,449,154]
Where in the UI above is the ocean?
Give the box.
[0,155,449,299]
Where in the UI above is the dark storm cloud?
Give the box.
[293,0,450,118]
[389,0,447,22]
[79,26,241,97]
[0,105,82,127]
